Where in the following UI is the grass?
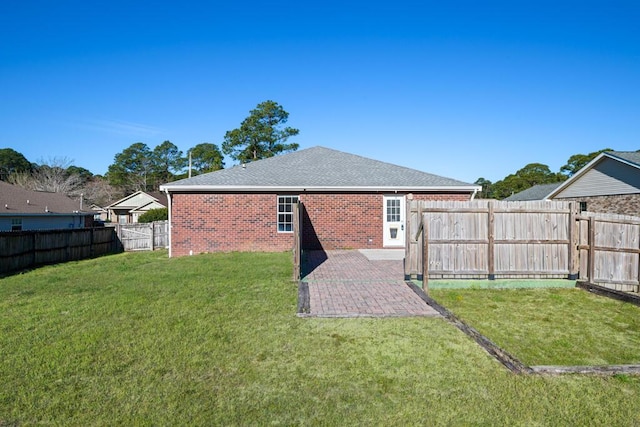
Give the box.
[431,287,640,366]
[0,251,639,425]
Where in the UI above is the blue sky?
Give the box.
[1,1,638,183]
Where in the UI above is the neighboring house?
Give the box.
[90,204,109,221]
[505,151,640,216]
[160,146,481,257]
[548,151,640,215]
[0,181,93,231]
[106,191,168,224]
[504,183,563,201]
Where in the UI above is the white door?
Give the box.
[383,195,405,247]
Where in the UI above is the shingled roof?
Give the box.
[504,182,564,201]
[607,151,640,167]
[0,181,84,215]
[161,146,478,192]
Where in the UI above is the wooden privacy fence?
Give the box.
[0,227,120,274]
[115,221,169,251]
[406,200,579,282]
[407,200,640,294]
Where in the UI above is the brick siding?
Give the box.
[170,191,471,256]
[556,194,640,216]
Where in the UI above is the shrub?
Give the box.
[138,208,168,223]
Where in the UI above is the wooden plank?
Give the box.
[577,281,640,305]
[531,365,640,375]
[487,201,495,279]
[406,283,533,375]
[292,201,302,281]
[421,207,571,214]
[568,202,578,278]
[588,216,596,284]
[426,239,570,245]
[422,215,429,293]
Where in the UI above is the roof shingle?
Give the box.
[161,146,476,190]
[504,182,564,201]
[0,181,83,214]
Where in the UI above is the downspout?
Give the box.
[164,189,172,258]
[470,187,479,200]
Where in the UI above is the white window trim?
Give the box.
[277,195,298,233]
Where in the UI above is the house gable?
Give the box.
[552,153,640,199]
[108,191,159,209]
[130,200,166,213]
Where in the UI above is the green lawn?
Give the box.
[431,287,640,366]
[1,251,640,425]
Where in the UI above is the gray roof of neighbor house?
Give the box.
[161,146,479,192]
[607,151,640,166]
[504,182,564,201]
[0,181,85,215]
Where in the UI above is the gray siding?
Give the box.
[555,157,640,198]
[0,215,86,232]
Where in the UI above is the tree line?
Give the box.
[0,100,298,206]
[0,98,628,206]
[473,149,614,199]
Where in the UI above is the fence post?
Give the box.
[151,222,155,250]
[65,230,71,261]
[568,202,579,280]
[588,215,596,284]
[292,201,301,281]
[114,224,121,252]
[404,198,412,280]
[422,214,429,294]
[487,201,495,280]
[32,232,37,267]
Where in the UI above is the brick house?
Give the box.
[160,146,480,257]
[506,151,640,216]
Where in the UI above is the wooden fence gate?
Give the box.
[115,221,169,251]
[577,212,640,293]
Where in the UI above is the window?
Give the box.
[580,201,587,212]
[386,198,401,222]
[277,195,298,232]
[11,218,22,231]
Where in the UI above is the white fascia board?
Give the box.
[159,185,482,193]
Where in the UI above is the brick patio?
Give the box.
[299,250,440,318]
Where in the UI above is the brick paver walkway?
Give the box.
[300,250,440,318]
